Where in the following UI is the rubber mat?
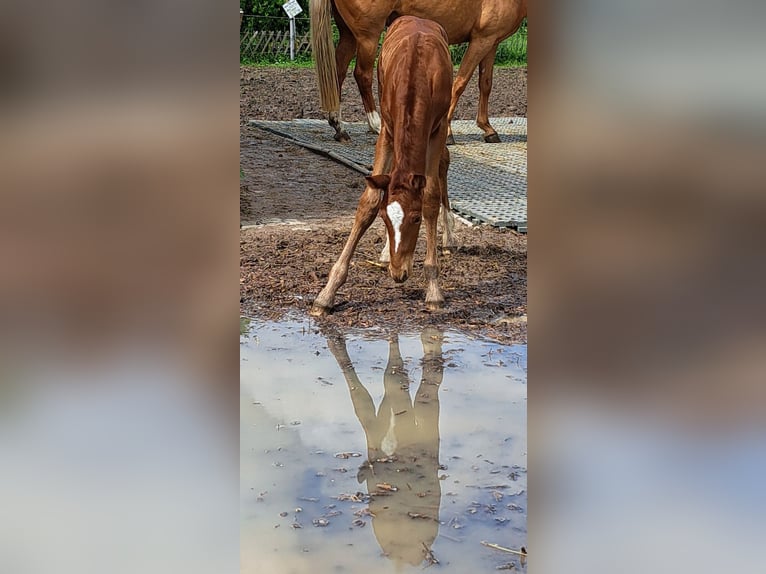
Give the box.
[249,117,527,232]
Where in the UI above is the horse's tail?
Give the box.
[310,0,339,113]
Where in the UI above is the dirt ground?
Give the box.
[240,66,527,343]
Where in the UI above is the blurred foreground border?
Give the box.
[0,2,240,573]
[530,1,766,572]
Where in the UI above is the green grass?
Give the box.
[450,30,527,67]
[240,55,315,67]
[493,34,527,67]
[241,51,525,68]
[240,27,526,67]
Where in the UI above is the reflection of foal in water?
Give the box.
[324,328,445,568]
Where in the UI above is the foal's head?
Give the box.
[366,172,427,283]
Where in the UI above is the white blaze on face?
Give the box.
[386,201,404,253]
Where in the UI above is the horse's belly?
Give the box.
[395,0,476,42]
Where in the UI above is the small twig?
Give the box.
[422,542,439,566]
[480,541,527,556]
[364,260,387,269]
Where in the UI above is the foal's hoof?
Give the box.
[334,130,351,143]
[309,303,331,317]
[426,300,444,312]
[484,133,502,143]
[446,134,456,146]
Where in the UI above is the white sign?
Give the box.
[282,0,303,19]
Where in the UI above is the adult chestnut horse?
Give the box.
[310,16,453,316]
[310,0,527,144]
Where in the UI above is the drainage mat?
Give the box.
[249,117,527,231]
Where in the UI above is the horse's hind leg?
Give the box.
[354,36,382,134]
[311,186,381,316]
[440,202,455,251]
[438,146,456,252]
[445,37,495,145]
[477,48,501,143]
[329,8,356,142]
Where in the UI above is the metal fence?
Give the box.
[240,28,313,61]
[239,15,324,62]
[240,15,527,65]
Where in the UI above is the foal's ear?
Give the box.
[409,173,427,191]
[365,174,391,191]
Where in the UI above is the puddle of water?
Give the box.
[241,317,527,573]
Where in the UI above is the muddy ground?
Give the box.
[240,66,527,343]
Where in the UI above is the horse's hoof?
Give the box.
[334,130,351,143]
[426,300,444,312]
[309,304,330,317]
[446,134,456,146]
[484,133,501,143]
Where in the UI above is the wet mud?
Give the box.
[240,66,527,344]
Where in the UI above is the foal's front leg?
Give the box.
[311,187,380,316]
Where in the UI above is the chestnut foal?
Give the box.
[310,16,454,316]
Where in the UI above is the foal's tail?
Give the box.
[310,0,340,113]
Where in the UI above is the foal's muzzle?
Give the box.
[389,266,409,283]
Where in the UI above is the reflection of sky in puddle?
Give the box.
[241,318,527,573]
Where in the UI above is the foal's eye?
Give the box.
[412,215,422,225]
